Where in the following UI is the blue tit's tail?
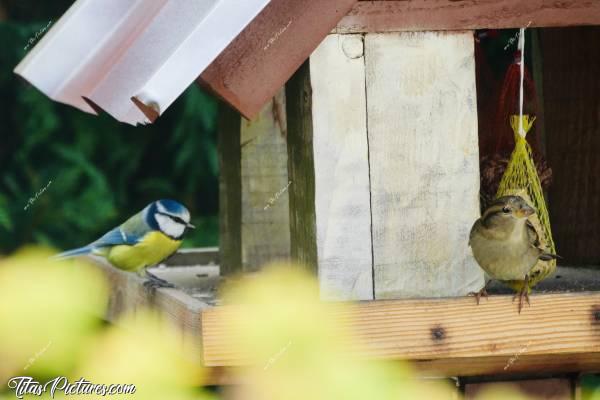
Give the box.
[52,245,95,260]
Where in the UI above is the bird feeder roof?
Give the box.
[14,0,357,124]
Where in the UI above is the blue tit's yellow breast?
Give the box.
[106,231,182,271]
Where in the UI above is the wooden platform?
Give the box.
[88,253,600,384]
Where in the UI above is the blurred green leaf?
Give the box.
[0,194,13,231]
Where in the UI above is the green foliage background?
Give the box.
[0,1,220,254]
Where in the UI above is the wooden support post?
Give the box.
[285,61,318,274]
[240,89,291,271]
[310,34,374,300]
[364,31,483,298]
[304,31,483,299]
[218,103,242,276]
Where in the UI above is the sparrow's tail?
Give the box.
[52,246,94,260]
[539,252,561,261]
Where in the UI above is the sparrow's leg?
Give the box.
[468,280,491,305]
[144,270,175,290]
[512,275,530,314]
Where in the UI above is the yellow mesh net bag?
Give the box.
[496,115,556,289]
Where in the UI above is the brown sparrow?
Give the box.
[469,195,559,313]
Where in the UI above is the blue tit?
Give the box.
[54,199,194,287]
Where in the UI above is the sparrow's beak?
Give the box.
[517,204,536,218]
[186,222,196,229]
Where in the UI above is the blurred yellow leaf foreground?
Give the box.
[0,250,543,399]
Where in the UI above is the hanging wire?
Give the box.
[518,27,526,137]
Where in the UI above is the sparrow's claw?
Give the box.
[468,287,489,305]
[470,289,487,305]
[517,289,529,314]
[515,276,531,314]
[468,280,491,305]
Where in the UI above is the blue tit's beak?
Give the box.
[186,222,195,229]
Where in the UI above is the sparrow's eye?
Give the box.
[502,206,511,214]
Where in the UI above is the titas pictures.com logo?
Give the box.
[7,376,136,399]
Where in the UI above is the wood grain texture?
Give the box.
[310,34,374,300]
[218,103,242,276]
[364,31,483,298]
[202,292,600,376]
[89,254,600,383]
[88,257,209,367]
[285,61,318,274]
[541,27,600,265]
[240,88,291,271]
[336,1,600,33]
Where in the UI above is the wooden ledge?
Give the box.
[203,292,600,377]
[87,255,600,383]
[86,256,215,373]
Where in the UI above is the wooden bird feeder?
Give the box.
[21,0,600,396]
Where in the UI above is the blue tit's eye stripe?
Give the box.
[157,211,186,224]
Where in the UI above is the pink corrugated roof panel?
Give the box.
[14,0,359,124]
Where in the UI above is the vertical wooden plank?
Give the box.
[240,89,291,271]
[309,34,374,300]
[218,103,242,276]
[541,26,600,265]
[285,61,318,273]
[365,31,483,298]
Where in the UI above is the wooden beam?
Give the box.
[309,34,374,300]
[285,61,318,273]
[199,0,357,119]
[88,254,600,384]
[364,31,483,299]
[240,88,291,271]
[335,1,600,34]
[202,292,600,376]
[218,103,242,276]
[89,257,210,370]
